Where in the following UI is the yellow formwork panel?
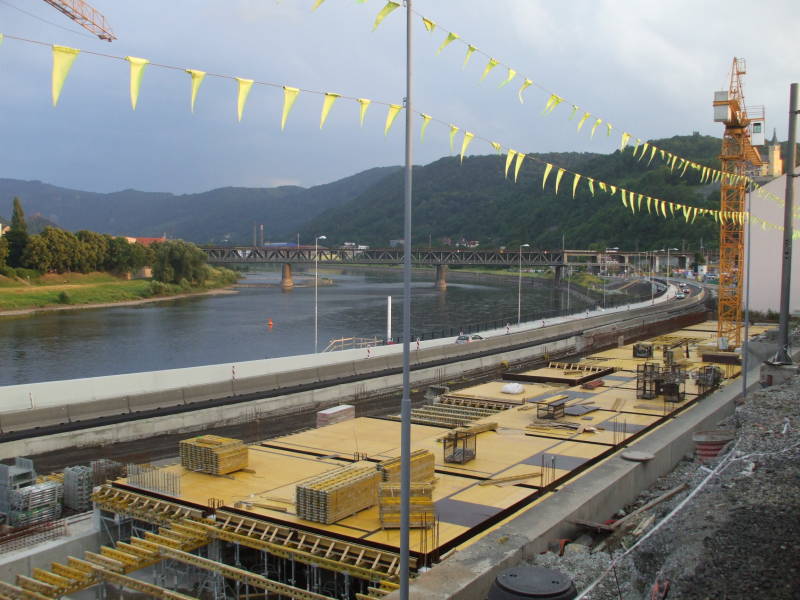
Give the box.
[267,418,447,458]
[447,381,556,404]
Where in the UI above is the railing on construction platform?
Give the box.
[323,336,383,352]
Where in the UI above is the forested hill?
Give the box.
[0,166,400,244]
[301,134,724,251]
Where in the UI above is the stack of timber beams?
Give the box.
[378,483,435,529]
[179,435,248,475]
[377,450,435,485]
[295,463,379,524]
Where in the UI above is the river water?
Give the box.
[0,267,585,386]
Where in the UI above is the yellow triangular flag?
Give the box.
[513,153,525,182]
[609,185,617,196]
[311,0,326,10]
[463,45,477,68]
[629,192,636,214]
[620,132,631,151]
[420,113,432,140]
[543,94,564,114]
[51,45,79,107]
[0,34,3,46]
[320,92,340,129]
[569,105,579,120]
[577,112,591,131]
[683,205,691,222]
[490,141,502,153]
[281,86,300,130]
[632,139,641,157]
[437,32,459,54]
[691,207,698,223]
[499,68,516,88]
[605,123,613,137]
[649,146,657,165]
[669,203,675,217]
[449,124,459,152]
[235,78,254,122]
[670,155,678,171]
[422,17,436,33]
[598,182,608,193]
[639,142,649,161]
[555,168,565,194]
[680,159,689,177]
[542,163,553,189]
[590,118,602,138]
[587,178,595,196]
[621,190,628,208]
[185,69,206,113]
[646,196,652,214]
[373,1,400,30]
[572,174,581,199]
[518,78,533,103]
[460,132,474,163]
[125,56,149,110]
[357,98,371,126]
[637,194,643,211]
[659,149,666,161]
[505,150,517,179]
[385,104,403,135]
[480,58,499,82]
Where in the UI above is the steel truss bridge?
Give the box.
[202,247,566,267]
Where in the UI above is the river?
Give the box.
[0,267,587,386]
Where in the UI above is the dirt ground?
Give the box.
[532,372,800,599]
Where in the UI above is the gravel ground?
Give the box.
[531,371,800,600]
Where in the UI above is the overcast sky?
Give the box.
[0,0,797,194]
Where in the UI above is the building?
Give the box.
[123,235,167,247]
[747,173,799,313]
[757,129,784,178]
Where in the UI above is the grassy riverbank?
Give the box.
[0,268,238,311]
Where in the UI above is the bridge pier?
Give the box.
[435,264,447,290]
[280,263,294,289]
[553,265,563,286]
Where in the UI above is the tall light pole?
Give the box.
[661,247,678,279]
[517,243,529,325]
[314,235,326,353]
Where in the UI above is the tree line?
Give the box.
[1,197,210,285]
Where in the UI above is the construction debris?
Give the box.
[179,435,248,475]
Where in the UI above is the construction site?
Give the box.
[0,318,779,600]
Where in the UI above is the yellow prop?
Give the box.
[422,17,436,33]
[554,168,565,194]
[51,45,79,107]
[125,56,149,110]
[480,58,499,82]
[185,69,206,113]
[504,150,517,178]
[572,174,581,199]
[373,1,400,31]
[513,152,525,182]
[499,68,516,87]
[542,163,553,189]
[357,98,371,126]
[460,131,474,163]
[517,78,533,103]
[320,92,340,129]
[449,124,459,151]
[384,103,402,135]
[437,32,459,54]
[235,78,253,122]
[419,113,432,140]
[463,45,477,68]
[281,86,300,130]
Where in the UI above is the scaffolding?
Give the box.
[126,464,180,497]
[63,466,93,512]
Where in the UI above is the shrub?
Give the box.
[14,267,41,280]
[149,280,168,296]
[57,291,72,304]
[0,265,15,278]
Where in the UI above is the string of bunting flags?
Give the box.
[2,32,797,237]
[344,0,791,214]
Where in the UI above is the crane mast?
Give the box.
[712,58,763,349]
[41,0,115,41]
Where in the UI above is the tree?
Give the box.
[21,234,53,272]
[6,197,29,267]
[104,236,152,274]
[0,235,8,267]
[151,239,208,285]
[76,230,109,272]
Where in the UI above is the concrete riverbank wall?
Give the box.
[0,290,705,458]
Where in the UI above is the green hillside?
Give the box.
[301,134,723,251]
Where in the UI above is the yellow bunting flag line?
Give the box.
[2,32,785,231]
[356,2,769,196]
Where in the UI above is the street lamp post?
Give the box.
[662,247,678,279]
[314,235,326,353]
[517,243,530,325]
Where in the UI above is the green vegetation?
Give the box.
[300,134,723,252]
[0,266,238,311]
[6,197,29,267]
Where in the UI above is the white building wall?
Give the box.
[747,174,800,313]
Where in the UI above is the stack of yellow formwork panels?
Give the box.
[378,483,435,529]
[295,463,379,524]
[179,435,249,475]
[378,450,435,484]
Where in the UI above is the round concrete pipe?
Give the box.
[487,566,577,599]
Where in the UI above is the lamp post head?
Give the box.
[520,243,530,248]
[317,235,327,241]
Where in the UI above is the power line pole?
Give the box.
[771,82,798,364]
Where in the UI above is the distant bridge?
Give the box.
[202,246,701,289]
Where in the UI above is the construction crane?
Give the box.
[41,0,115,41]
[712,58,764,350]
